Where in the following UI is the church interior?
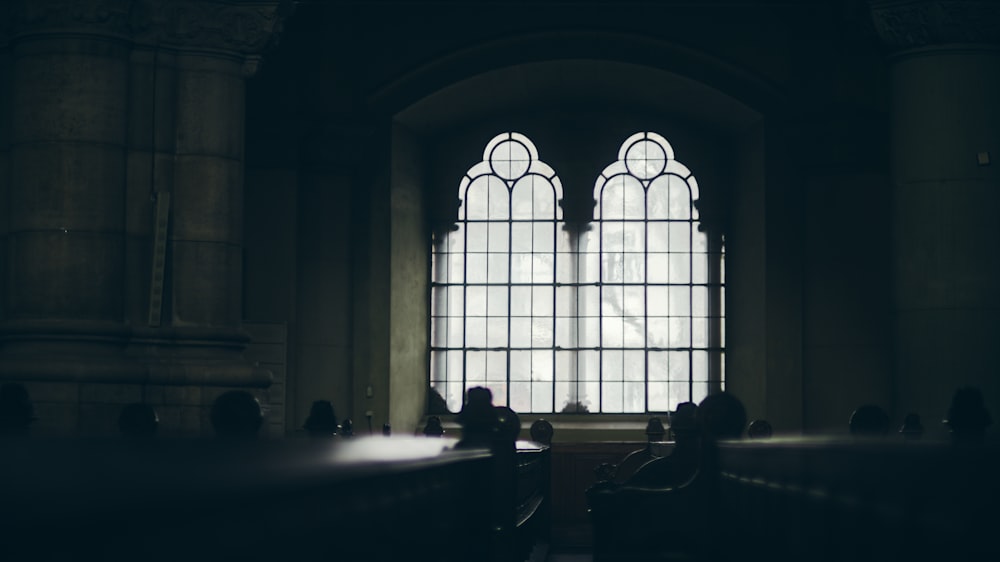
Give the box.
[1,0,999,560]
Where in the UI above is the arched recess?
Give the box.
[368,31,800,433]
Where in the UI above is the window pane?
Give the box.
[447,254,465,283]
[647,254,668,283]
[602,253,624,283]
[647,182,669,219]
[532,382,553,413]
[668,351,689,378]
[692,253,708,284]
[467,223,487,252]
[556,286,576,317]
[692,351,709,382]
[510,286,531,316]
[623,253,645,283]
[466,286,486,316]
[486,317,508,347]
[668,318,691,347]
[692,287,708,317]
[448,318,463,347]
[510,351,531,381]
[623,317,645,348]
[510,318,530,347]
[647,317,669,348]
[511,254,530,283]
[648,351,669,381]
[487,253,509,283]
[488,222,509,252]
[466,317,486,347]
[466,351,486,378]
[602,318,624,347]
[581,252,600,283]
[534,223,554,252]
[692,226,707,252]
[602,222,624,251]
[487,286,508,316]
[532,255,554,283]
[511,222,532,252]
[624,351,645,381]
[602,382,623,413]
[556,250,575,282]
[467,254,487,283]
[647,381,671,411]
[692,317,709,348]
[532,350,554,381]
[669,287,690,316]
[555,320,573,348]
[532,286,554,316]
[601,285,624,316]
[579,350,600,381]
[509,385,530,413]
[579,317,600,347]
[600,175,627,219]
[668,253,690,283]
[487,176,509,218]
[465,177,489,220]
[669,222,690,252]
[668,176,691,220]
[624,382,645,413]
[624,286,645,317]
[532,317,553,347]
[486,350,506,380]
[648,222,668,252]
[510,179,534,219]
[647,286,668,316]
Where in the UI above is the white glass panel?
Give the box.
[579,285,600,314]
[431,316,447,347]
[487,253,509,283]
[465,254,486,283]
[647,181,669,219]
[602,350,624,381]
[602,222,625,252]
[511,254,530,283]
[624,286,645,317]
[579,350,600,380]
[668,176,691,219]
[532,255,554,283]
[486,350,506,379]
[511,178,535,220]
[692,318,708,348]
[602,382,623,413]
[602,318,624,347]
[668,384,690,412]
[510,318,530,347]
[487,286,508,317]
[556,227,573,253]
[579,317,600,347]
[692,351,709,382]
[556,252,576,283]
[668,318,691,347]
[532,286,554,316]
[647,222,668,252]
[622,180,645,218]
[692,287,708,317]
[510,351,531,381]
[488,222,509,252]
[647,287,669,316]
[555,351,575,382]
[692,253,708,284]
[624,351,645,381]
[623,317,645,348]
[624,382,645,413]
[532,350,553,380]
[490,139,530,181]
[534,223,554,252]
[581,252,601,283]
[466,317,486,347]
[647,381,672,412]
[448,254,465,283]
[510,286,531,316]
[509,385,530,413]
[486,319,507,347]
[669,287,690,316]
[445,286,464,316]
[511,222,532,252]
[448,319,464,347]
[464,177,490,220]
[668,351,689,379]
[601,285,624,316]
[466,286,487,316]
[445,382,463,413]
[466,223,487,252]
[623,253,645,283]
[691,383,709,409]
[623,222,645,252]
[531,383,553,413]
[466,351,486,378]
[602,253,624,283]
[532,317,553,347]
[647,254,668,283]
[555,320,573,348]
[692,226,707,252]
[555,286,576,317]
[648,351,669,381]
[600,175,627,219]
[646,317,669,348]
[449,225,465,253]
[668,253,691,283]
[487,176,509,218]
[669,222,690,252]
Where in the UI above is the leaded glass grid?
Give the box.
[430,132,725,414]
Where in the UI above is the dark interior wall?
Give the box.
[241,0,898,435]
[0,46,8,324]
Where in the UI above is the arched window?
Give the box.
[430,132,724,414]
[430,133,564,413]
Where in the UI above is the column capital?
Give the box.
[870,0,1000,50]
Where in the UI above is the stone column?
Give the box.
[872,0,1000,434]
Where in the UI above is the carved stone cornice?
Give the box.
[5,1,291,62]
[870,0,1000,50]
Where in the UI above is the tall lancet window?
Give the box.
[580,132,725,412]
[430,133,565,413]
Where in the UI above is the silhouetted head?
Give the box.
[210,390,263,439]
[0,383,35,435]
[746,419,773,439]
[494,406,521,442]
[118,403,159,438]
[424,415,445,437]
[669,402,699,441]
[849,404,890,437]
[944,387,992,444]
[696,392,747,440]
[303,400,338,437]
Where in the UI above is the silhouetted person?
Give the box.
[944,386,992,445]
[0,382,35,436]
[303,400,338,437]
[625,403,701,487]
[427,386,451,415]
[696,391,747,440]
[898,412,924,440]
[849,404,890,437]
[423,415,444,437]
[455,386,499,448]
[210,390,263,439]
[118,403,158,439]
[746,419,773,439]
